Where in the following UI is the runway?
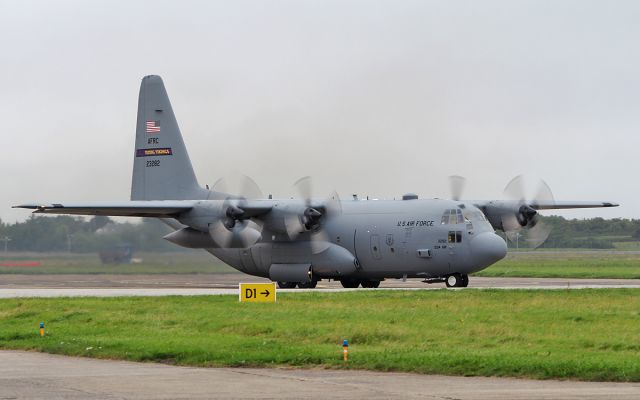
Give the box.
[1,350,638,400]
[0,274,639,298]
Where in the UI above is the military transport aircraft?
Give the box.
[15,76,618,288]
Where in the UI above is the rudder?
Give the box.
[131,75,208,200]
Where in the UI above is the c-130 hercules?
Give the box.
[16,76,618,288]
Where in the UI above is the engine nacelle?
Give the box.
[481,201,538,232]
[163,227,216,248]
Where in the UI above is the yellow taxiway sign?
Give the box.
[239,282,277,303]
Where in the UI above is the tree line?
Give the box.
[0,215,176,253]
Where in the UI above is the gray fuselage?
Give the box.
[205,198,507,281]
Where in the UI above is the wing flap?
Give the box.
[13,201,197,217]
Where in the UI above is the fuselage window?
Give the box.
[448,230,463,243]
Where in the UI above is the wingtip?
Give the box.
[12,204,36,209]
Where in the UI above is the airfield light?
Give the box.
[343,339,348,362]
[39,322,45,337]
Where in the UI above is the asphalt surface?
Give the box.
[0,274,639,298]
[2,350,639,400]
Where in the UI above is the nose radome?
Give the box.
[471,232,507,267]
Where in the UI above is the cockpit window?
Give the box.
[464,210,487,222]
[441,209,464,225]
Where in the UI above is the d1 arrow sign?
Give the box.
[239,282,277,303]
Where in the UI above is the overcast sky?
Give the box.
[1,0,638,223]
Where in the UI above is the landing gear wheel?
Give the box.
[277,281,297,289]
[340,278,361,288]
[445,274,460,288]
[297,280,318,289]
[361,280,381,288]
[445,273,468,288]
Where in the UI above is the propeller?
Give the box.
[501,175,555,249]
[449,175,467,201]
[284,176,342,254]
[208,174,264,248]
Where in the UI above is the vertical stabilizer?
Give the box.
[131,75,208,200]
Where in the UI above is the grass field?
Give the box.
[476,251,640,279]
[1,290,640,381]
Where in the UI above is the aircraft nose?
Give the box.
[471,232,507,268]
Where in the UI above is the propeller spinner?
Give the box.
[501,175,554,249]
[208,175,264,248]
[284,176,342,254]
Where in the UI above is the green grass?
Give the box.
[477,251,640,279]
[1,290,640,381]
[0,252,235,274]
[613,241,640,250]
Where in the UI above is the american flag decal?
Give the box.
[146,120,161,133]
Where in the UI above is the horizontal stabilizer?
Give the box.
[13,201,197,217]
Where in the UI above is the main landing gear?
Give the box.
[444,273,469,288]
[277,280,318,289]
[277,279,382,289]
[340,278,381,288]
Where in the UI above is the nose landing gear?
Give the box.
[445,273,469,288]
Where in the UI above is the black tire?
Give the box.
[460,274,469,287]
[340,278,361,288]
[445,274,460,288]
[361,280,381,288]
[277,281,297,289]
[297,280,318,289]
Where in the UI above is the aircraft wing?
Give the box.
[13,201,199,218]
[528,201,619,210]
[472,200,618,210]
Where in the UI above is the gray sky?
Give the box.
[1,0,638,223]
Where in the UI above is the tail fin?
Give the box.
[131,75,208,200]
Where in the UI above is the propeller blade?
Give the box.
[532,179,555,207]
[284,211,306,239]
[310,230,331,254]
[240,175,263,200]
[503,174,526,202]
[449,175,466,201]
[209,219,262,248]
[209,219,234,248]
[526,219,552,249]
[236,225,262,248]
[293,176,313,206]
[501,213,522,233]
[324,191,342,218]
[212,174,263,200]
[211,177,228,195]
